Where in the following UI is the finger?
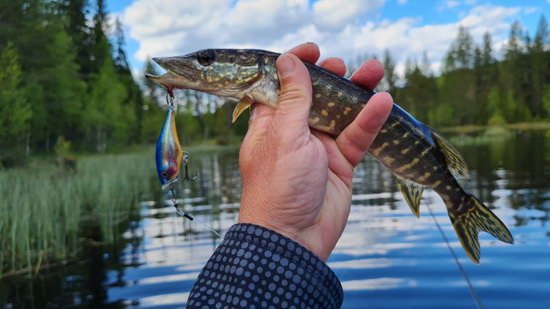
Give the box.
[312,130,354,186]
[287,42,320,64]
[275,53,312,128]
[319,57,346,77]
[336,92,393,166]
[350,59,384,90]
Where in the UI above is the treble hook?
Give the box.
[182,152,198,182]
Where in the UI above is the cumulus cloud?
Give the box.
[123,0,521,75]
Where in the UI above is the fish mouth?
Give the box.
[153,56,195,80]
[147,56,197,89]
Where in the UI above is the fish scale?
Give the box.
[147,48,513,263]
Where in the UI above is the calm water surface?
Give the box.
[2,131,550,308]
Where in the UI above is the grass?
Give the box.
[0,151,155,278]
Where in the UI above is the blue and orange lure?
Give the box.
[156,103,183,189]
[155,91,219,237]
[155,92,197,188]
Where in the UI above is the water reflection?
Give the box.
[1,132,549,308]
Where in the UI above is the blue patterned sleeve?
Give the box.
[187,223,343,308]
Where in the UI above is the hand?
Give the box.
[238,43,393,260]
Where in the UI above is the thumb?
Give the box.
[275,53,312,129]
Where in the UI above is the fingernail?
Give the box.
[277,54,296,78]
[368,59,383,72]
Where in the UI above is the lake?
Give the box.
[1,130,549,308]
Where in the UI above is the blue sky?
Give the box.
[106,0,549,76]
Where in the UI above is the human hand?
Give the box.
[238,42,393,260]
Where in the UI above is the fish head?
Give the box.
[148,49,271,100]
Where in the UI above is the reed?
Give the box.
[0,151,155,278]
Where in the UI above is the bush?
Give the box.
[487,113,507,127]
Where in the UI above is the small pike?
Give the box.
[147,49,513,263]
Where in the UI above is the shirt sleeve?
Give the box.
[187,223,343,308]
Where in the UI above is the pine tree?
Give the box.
[506,21,524,60]
[481,31,494,66]
[382,49,397,92]
[443,26,474,71]
[42,29,87,146]
[113,17,143,142]
[0,43,32,166]
[84,59,126,152]
[532,15,549,117]
[59,0,93,79]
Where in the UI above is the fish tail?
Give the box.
[448,194,514,264]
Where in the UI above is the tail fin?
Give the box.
[449,194,514,264]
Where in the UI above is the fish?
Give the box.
[146,49,513,263]
[156,104,183,190]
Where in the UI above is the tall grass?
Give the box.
[0,151,154,278]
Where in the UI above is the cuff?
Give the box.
[187,223,343,308]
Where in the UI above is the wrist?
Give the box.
[238,207,325,260]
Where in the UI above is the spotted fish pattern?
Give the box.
[149,49,513,263]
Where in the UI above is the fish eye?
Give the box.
[197,50,215,66]
[162,171,168,178]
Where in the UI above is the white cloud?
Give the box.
[397,0,408,5]
[123,1,521,76]
[438,0,477,11]
[523,7,538,14]
[312,0,384,29]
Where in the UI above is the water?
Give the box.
[2,131,550,308]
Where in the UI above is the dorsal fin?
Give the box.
[396,178,424,218]
[432,132,470,180]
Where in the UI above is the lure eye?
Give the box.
[197,50,215,66]
[162,171,168,178]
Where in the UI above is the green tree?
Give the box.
[59,0,93,80]
[530,15,549,117]
[42,29,87,148]
[114,17,144,142]
[443,26,474,71]
[481,31,494,66]
[0,43,32,166]
[382,49,397,92]
[398,59,438,123]
[83,59,126,152]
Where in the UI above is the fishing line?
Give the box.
[169,186,222,238]
[426,203,483,309]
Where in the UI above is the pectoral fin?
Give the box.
[396,178,424,217]
[432,132,470,180]
[232,95,253,123]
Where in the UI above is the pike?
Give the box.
[146,49,513,263]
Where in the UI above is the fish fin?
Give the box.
[396,178,424,218]
[449,194,514,264]
[232,95,253,123]
[432,132,470,180]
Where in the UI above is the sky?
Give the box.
[106,0,549,77]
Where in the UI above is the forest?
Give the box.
[1,1,549,168]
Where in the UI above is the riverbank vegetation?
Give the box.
[0,151,154,278]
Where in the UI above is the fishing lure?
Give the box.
[156,101,183,189]
[155,92,220,237]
